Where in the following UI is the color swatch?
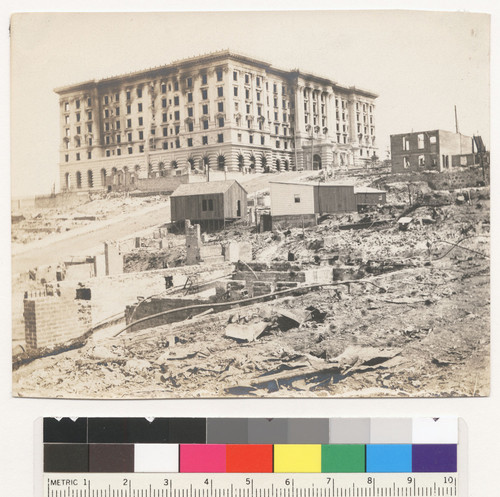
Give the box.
[43,417,459,474]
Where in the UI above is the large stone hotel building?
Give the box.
[55,50,378,191]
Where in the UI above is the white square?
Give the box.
[134,444,179,473]
[412,417,458,443]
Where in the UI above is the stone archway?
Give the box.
[313,154,322,170]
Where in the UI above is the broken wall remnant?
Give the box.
[223,241,253,263]
[229,261,334,297]
[262,214,318,231]
[185,221,202,265]
[186,221,251,265]
[82,263,234,323]
[64,257,96,280]
[23,294,91,349]
[125,296,212,332]
[104,241,123,275]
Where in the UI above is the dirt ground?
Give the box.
[12,189,490,399]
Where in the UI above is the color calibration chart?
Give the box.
[38,417,465,497]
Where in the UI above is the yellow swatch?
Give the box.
[274,444,322,473]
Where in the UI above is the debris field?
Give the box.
[12,177,490,398]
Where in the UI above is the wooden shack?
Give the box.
[270,181,357,216]
[314,184,357,213]
[354,186,387,209]
[170,180,247,231]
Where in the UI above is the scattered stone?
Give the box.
[225,322,268,342]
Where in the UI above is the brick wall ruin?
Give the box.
[24,295,92,350]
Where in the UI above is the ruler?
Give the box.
[38,418,466,497]
[43,473,458,497]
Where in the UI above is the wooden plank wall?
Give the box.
[314,185,357,213]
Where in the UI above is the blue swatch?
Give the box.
[366,444,412,472]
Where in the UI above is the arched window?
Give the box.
[249,156,256,169]
[187,158,195,170]
[284,160,290,171]
[313,154,322,170]
[87,170,93,188]
[261,155,268,173]
[76,171,82,189]
[65,172,71,189]
[135,164,141,172]
[111,167,117,176]
[203,156,210,167]
[158,162,165,177]
[171,160,178,169]
[148,163,153,177]
[100,168,107,186]
[218,155,225,170]
[275,159,281,172]
[238,154,245,171]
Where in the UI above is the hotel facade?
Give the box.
[55,50,378,191]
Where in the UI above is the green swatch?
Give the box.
[321,444,365,473]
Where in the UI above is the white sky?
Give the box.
[9,9,491,197]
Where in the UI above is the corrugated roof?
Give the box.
[170,180,246,197]
[354,186,387,194]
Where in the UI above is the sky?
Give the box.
[9,9,491,197]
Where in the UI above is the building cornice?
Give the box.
[53,49,378,100]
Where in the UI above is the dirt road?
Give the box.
[11,204,171,274]
[11,172,307,275]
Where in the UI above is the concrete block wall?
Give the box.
[24,296,92,350]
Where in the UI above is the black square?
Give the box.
[88,418,128,443]
[43,418,87,443]
[168,418,206,443]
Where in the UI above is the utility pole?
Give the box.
[454,105,459,134]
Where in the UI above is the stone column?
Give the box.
[326,89,336,141]
[295,84,306,135]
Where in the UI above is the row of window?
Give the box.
[64,111,92,124]
[356,124,376,135]
[63,98,92,112]
[355,102,374,113]
[402,134,437,151]
[65,129,298,162]
[356,113,374,124]
[65,110,295,148]
[402,155,439,168]
[64,88,371,117]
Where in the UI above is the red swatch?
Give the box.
[226,444,273,473]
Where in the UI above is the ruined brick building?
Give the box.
[55,50,378,192]
[390,129,476,173]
